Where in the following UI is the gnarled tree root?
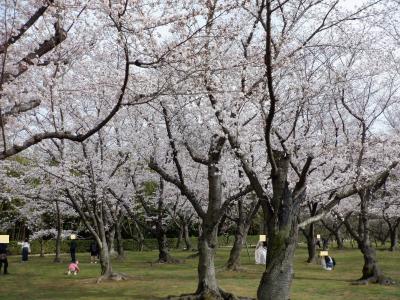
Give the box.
[351,275,396,286]
[96,272,130,283]
[163,288,255,300]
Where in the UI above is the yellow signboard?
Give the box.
[319,251,329,256]
[259,235,266,242]
[70,234,77,240]
[316,234,321,239]
[0,235,10,243]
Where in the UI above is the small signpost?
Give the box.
[319,251,328,257]
[0,235,9,243]
[259,234,266,242]
[70,234,77,240]
[316,234,321,239]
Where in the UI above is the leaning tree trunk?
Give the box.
[257,150,301,300]
[54,200,62,263]
[226,221,249,271]
[358,242,384,282]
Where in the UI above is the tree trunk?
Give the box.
[196,224,221,297]
[176,224,183,249]
[389,226,398,251]
[226,222,249,271]
[115,220,125,260]
[99,241,113,277]
[54,200,62,263]
[344,190,394,285]
[183,222,192,251]
[257,151,301,300]
[306,229,316,263]
[156,229,177,263]
[356,241,393,284]
[40,238,45,257]
[334,230,344,250]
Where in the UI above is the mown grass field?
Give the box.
[0,245,399,300]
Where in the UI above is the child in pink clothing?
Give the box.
[67,261,80,275]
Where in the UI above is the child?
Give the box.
[67,260,80,275]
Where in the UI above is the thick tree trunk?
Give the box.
[344,190,394,285]
[96,233,128,283]
[99,241,113,277]
[196,224,221,297]
[257,151,301,300]
[226,223,248,271]
[156,230,179,263]
[54,200,62,263]
[359,243,382,281]
[306,229,316,263]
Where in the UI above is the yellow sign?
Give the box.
[319,251,328,256]
[259,235,266,242]
[0,235,9,243]
[70,234,77,240]
[316,234,321,239]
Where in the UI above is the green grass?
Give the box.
[0,246,399,300]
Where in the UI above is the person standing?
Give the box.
[21,239,31,262]
[0,243,9,275]
[70,239,77,262]
[89,241,99,264]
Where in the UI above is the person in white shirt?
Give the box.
[255,241,267,265]
[20,239,31,262]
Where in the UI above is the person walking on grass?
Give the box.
[0,243,9,275]
[20,239,31,262]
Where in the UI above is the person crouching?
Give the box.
[67,260,80,275]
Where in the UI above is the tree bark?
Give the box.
[257,151,301,300]
[343,190,394,285]
[40,238,45,257]
[53,200,62,263]
[389,226,398,251]
[183,222,192,251]
[196,223,221,297]
[115,220,125,260]
[176,224,183,249]
[226,222,249,271]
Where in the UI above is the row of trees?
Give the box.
[1,0,400,299]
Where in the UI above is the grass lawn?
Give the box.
[0,245,399,300]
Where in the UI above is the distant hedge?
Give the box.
[6,235,261,255]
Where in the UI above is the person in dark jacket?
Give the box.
[70,239,78,263]
[0,243,9,275]
[89,241,99,264]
